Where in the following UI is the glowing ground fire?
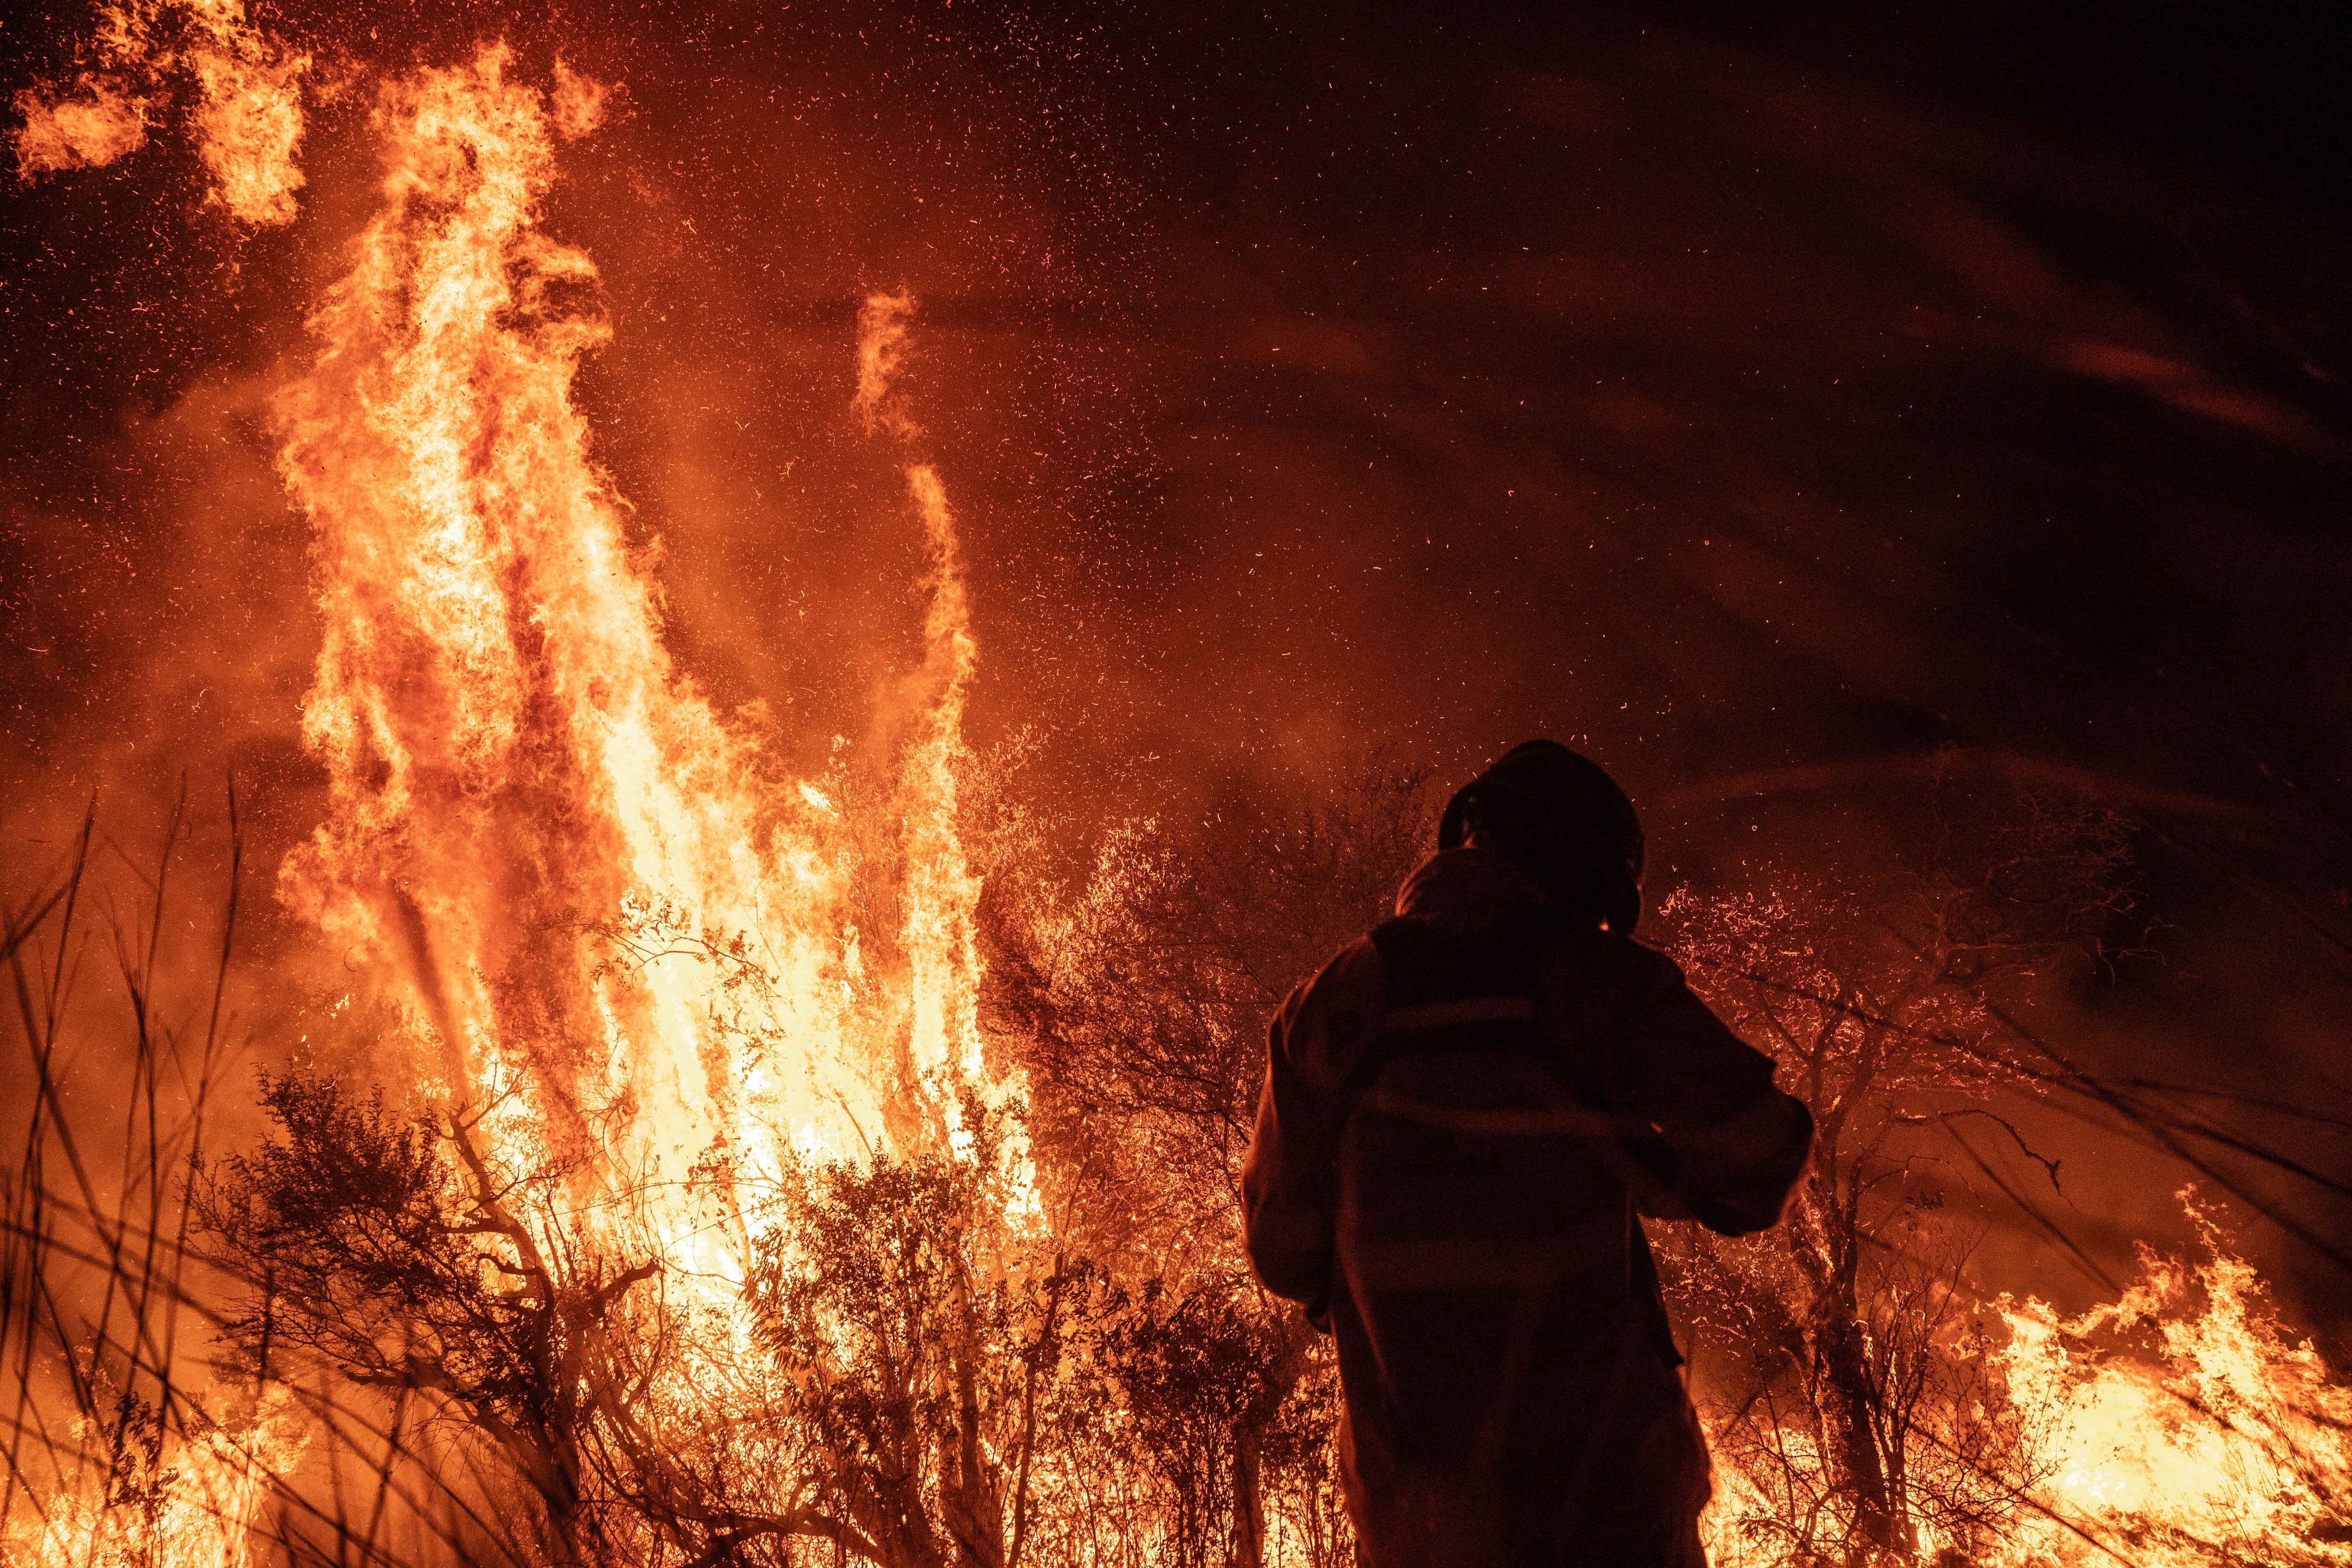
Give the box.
[6,12,2347,1568]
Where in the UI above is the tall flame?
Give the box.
[853,287,1026,1173]
[275,46,1014,1288]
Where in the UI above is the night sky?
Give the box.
[5,1,2350,1319]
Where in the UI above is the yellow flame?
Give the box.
[10,76,148,173]
[1700,1192,2352,1567]
[1998,1197,2352,1564]
[7,1391,307,1568]
[271,37,1025,1322]
[17,0,305,222]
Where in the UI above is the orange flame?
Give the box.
[10,76,148,174]
[854,288,920,438]
[858,289,1036,1191]
[177,0,308,224]
[1995,1196,2352,1565]
[274,42,1021,1300]
[1700,1193,2352,1566]
[549,60,607,142]
[8,1388,306,1568]
[15,0,306,222]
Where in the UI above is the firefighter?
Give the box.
[1242,740,1813,1567]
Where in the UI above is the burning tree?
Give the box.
[159,756,1417,1568]
[742,1097,1067,1568]
[191,1073,667,1567]
[1653,786,2137,1564]
[185,1051,1075,1568]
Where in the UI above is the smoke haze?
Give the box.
[5,0,2349,1322]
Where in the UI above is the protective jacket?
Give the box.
[1241,845,1813,1568]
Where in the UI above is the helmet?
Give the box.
[1438,740,1645,931]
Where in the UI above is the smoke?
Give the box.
[3,0,2347,1320]
[853,288,918,438]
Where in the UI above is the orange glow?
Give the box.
[276,42,1019,1235]
[1700,1193,2352,1567]
[15,0,306,221]
[8,10,2342,1568]
[10,75,148,173]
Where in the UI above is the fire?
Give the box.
[11,0,305,222]
[272,39,1023,1256]
[10,26,1041,1560]
[10,77,148,174]
[8,14,2345,1568]
[1698,1193,2352,1567]
[855,288,1033,1182]
[256,38,1032,1562]
[8,1374,307,1568]
[1996,1195,2352,1566]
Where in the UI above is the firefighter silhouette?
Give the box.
[1243,741,1814,1567]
